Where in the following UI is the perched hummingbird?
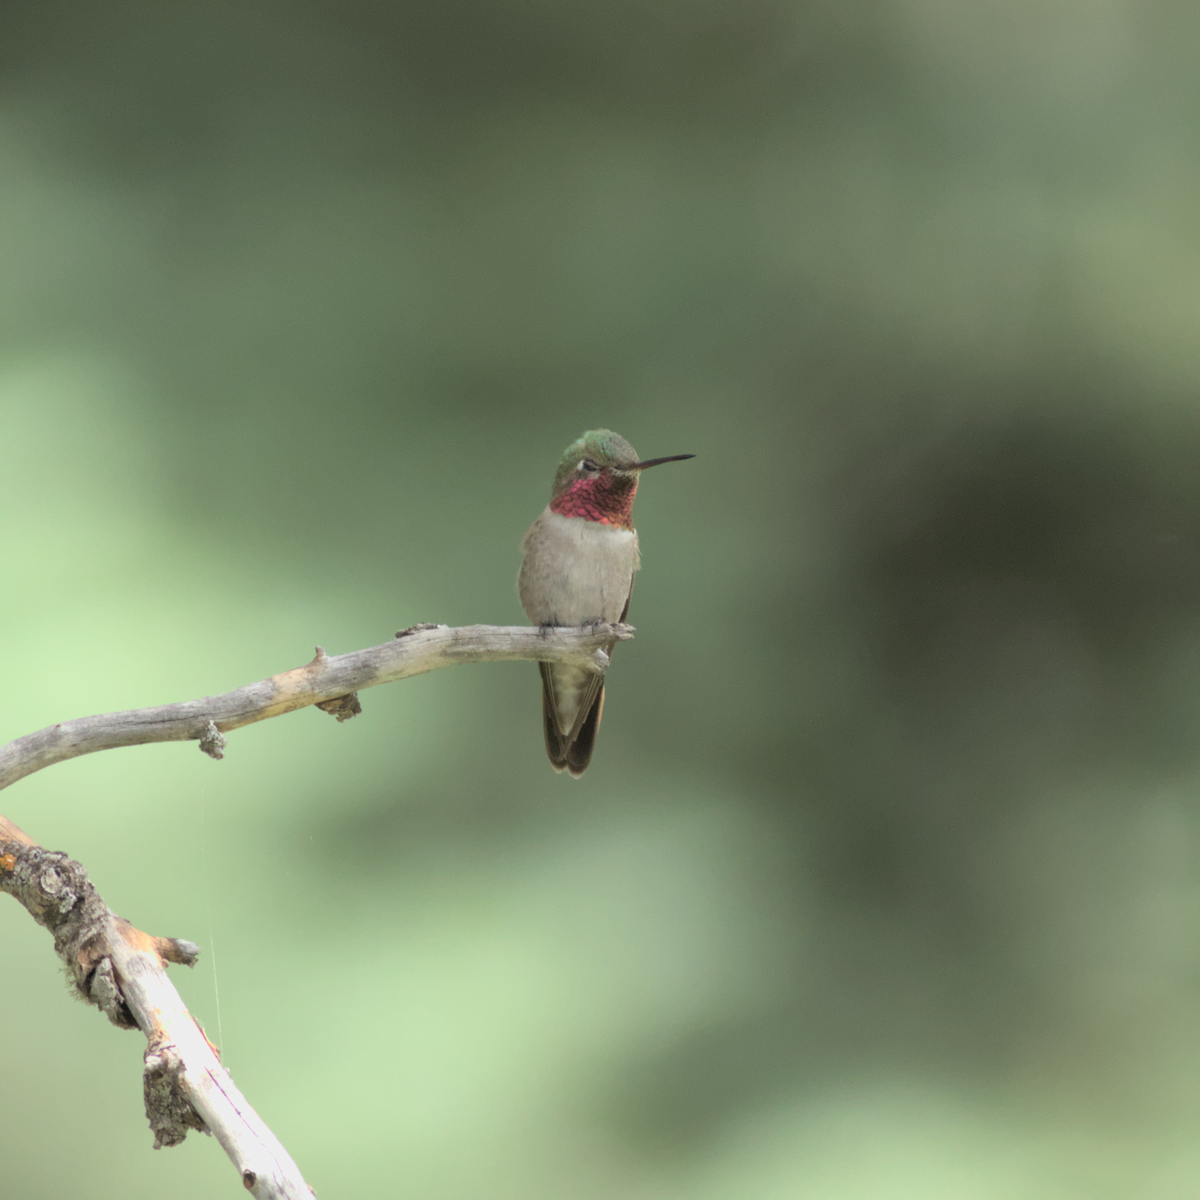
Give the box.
[518,430,694,777]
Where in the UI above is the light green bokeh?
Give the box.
[5,3,1200,1197]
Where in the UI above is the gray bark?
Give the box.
[0,622,631,792]
[0,622,632,1194]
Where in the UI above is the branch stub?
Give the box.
[198,722,226,760]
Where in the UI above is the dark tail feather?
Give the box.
[539,662,570,772]
[538,660,607,778]
[564,685,605,778]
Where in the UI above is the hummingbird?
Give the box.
[518,430,694,777]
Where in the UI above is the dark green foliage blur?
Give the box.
[3,2,1200,1196]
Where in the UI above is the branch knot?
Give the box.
[144,1036,209,1148]
[198,721,226,760]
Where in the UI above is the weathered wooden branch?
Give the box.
[0,622,632,1194]
[0,622,632,792]
[0,815,311,1198]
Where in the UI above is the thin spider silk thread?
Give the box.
[199,787,226,1061]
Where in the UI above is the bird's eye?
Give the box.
[580,458,600,473]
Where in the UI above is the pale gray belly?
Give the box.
[518,509,640,625]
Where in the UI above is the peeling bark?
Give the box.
[0,623,632,1195]
[0,819,312,1198]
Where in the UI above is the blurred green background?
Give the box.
[4,1,1200,1196]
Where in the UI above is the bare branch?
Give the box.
[0,818,312,1198]
[0,622,632,792]
[0,622,632,1189]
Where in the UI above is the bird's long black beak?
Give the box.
[629,454,695,470]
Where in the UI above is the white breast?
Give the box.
[518,509,640,626]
